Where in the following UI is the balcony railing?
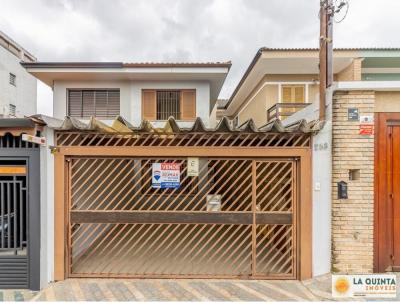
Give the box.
[267,102,311,122]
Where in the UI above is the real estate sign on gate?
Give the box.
[152,163,180,189]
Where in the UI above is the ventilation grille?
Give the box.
[0,257,28,289]
[0,134,39,149]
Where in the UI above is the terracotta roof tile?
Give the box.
[22,61,232,69]
[122,62,232,68]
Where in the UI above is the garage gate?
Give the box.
[68,157,296,278]
[53,117,313,280]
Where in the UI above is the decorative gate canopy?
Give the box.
[48,115,320,134]
[31,115,320,148]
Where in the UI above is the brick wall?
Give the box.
[336,58,363,81]
[332,90,375,273]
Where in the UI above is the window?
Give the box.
[157,90,181,120]
[281,85,305,103]
[67,89,120,118]
[9,104,16,116]
[142,89,196,120]
[9,73,16,86]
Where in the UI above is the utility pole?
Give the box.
[319,0,333,121]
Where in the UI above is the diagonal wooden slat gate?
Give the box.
[67,157,297,278]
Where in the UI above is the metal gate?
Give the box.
[68,157,296,279]
[0,134,40,290]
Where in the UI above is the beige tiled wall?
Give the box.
[331,90,375,273]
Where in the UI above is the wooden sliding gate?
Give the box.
[67,157,297,278]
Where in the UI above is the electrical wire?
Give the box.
[333,0,349,23]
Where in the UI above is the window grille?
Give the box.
[156,90,181,120]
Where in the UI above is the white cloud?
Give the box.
[0,0,399,115]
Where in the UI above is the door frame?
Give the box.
[54,146,312,280]
[374,112,400,272]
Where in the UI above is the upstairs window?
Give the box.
[142,89,196,120]
[281,85,305,103]
[9,73,16,86]
[156,90,181,120]
[67,89,120,118]
[9,104,16,116]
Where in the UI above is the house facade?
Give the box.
[22,61,274,287]
[220,47,400,276]
[0,30,37,117]
[22,62,231,127]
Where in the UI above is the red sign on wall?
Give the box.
[359,124,374,135]
[359,115,374,135]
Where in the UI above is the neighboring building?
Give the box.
[21,62,231,127]
[0,30,37,117]
[219,47,376,127]
[0,31,40,290]
[222,47,400,276]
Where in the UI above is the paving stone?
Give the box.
[157,281,197,301]
[54,281,76,301]
[13,291,24,301]
[130,281,171,301]
[187,281,231,301]
[214,281,263,301]
[79,282,106,301]
[272,280,315,300]
[239,281,298,301]
[107,281,136,301]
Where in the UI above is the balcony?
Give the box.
[267,102,311,122]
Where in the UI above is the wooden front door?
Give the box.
[375,113,400,272]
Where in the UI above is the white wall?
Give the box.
[53,80,211,126]
[209,103,218,128]
[0,45,37,116]
[40,128,54,288]
[283,90,333,277]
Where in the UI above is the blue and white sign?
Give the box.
[152,163,180,189]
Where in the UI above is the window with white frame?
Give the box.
[281,85,305,103]
[67,89,120,118]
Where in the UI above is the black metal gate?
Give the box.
[0,134,40,290]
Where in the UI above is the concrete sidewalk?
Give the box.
[0,275,330,301]
[0,274,398,301]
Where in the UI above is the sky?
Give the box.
[1,0,400,116]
